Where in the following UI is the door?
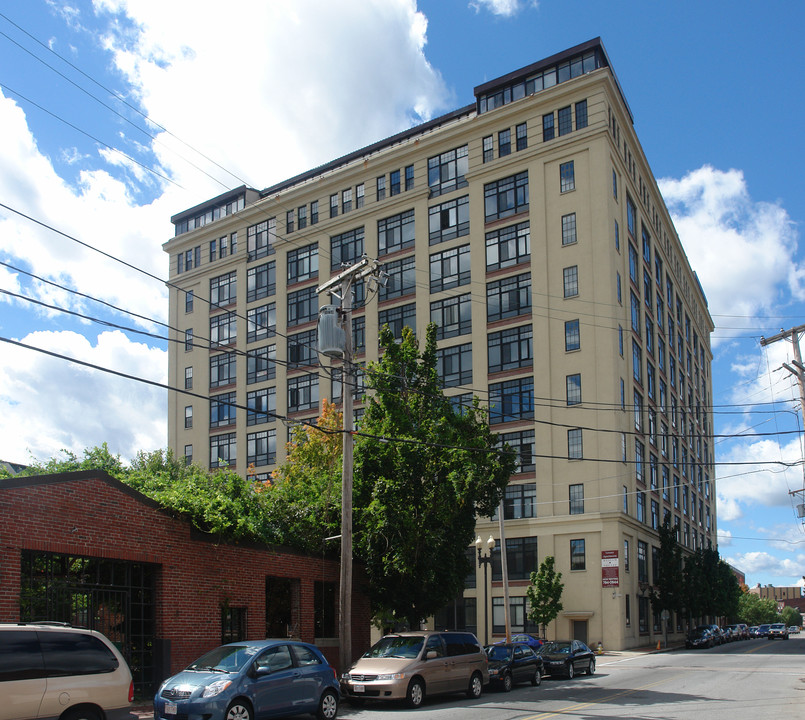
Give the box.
[420,635,449,694]
[572,620,588,644]
[250,645,306,717]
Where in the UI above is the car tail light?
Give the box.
[128,680,134,703]
[330,665,338,680]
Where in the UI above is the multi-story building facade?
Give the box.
[164,38,716,651]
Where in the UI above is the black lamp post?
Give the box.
[476,534,495,645]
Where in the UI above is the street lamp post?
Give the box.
[476,535,495,645]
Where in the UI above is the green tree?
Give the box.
[650,514,684,622]
[681,547,741,624]
[780,605,802,627]
[353,324,514,628]
[526,556,564,638]
[18,442,127,478]
[737,592,779,625]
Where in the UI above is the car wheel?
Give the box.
[502,672,513,692]
[567,662,575,679]
[316,689,338,720]
[406,678,425,709]
[226,701,253,720]
[586,658,595,676]
[62,709,102,720]
[531,668,542,687]
[467,671,483,699]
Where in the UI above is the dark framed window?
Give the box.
[342,187,352,213]
[287,286,318,327]
[329,193,338,218]
[557,106,572,136]
[379,256,416,300]
[314,581,337,638]
[287,243,318,284]
[484,171,529,222]
[569,483,584,514]
[498,128,511,157]
[210,311,237,347]
[184,328,193,351]
[330,227,365,269]
[488,324,533,373]
[286,209,294,233]
[565,319,580,351]
[247,303,276,342]
[221,606,247,644]
[184,405,192,428]
[486,221,530,270]
[431,294,472,339]
[247,387,276,426]
[502,483,536,519]
[566,373,581,405]
[575,99,588,129]
[247,218,275,261]
[356,183,365,208]
[184,366,193,389]
[637,540,648,582]
[246,344,275,384]
[211,272,237,307]
[489,376,534,423]
[429,195,470,245]
[492,537,538,581]
[288,329,319,368]
[430,244,471,293]
[210,392,236,428]
[353,315,366,354]
[516,122,527,151]
[627,195,636,237]
[563,266,579,297]
[310,200,319,225]
[499,429,535,473]
[210,352,236,388]
[404,165,414,191]
[560,161,575,192]
[487,272,531,322]
[492,596,538,634]
[376,176,386,202]
[570,539,586,570]
[297,205,307,230]
[637,491,646,523]
[378,303,416,339]
[210,432,236,469]
[247,428,276,467]
[185,290,194,313]
[483,135,494,163]
[378,210,415,256]
[436,343,472,387]
[568,428,583,459]
[543,113,554,142]
[390,170,401,196]
[427,144,469,197]
[288,373,318,413]
[561,213,577,245]
[247,262,275,302]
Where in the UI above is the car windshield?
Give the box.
[486,645,512,661]
[363,635,424,659]
[541,641,571,654]
[186,645,255,673]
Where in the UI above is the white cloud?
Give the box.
[659,166,802,344]
[724,550,805,582]
[469,0,537,17]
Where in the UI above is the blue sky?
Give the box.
[1,0,804,589]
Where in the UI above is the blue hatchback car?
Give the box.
[154,639,340,720]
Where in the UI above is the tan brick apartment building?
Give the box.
[163,38,716,650]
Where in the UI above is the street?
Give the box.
[331,637,804,720]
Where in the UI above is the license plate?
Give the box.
[354,684,365,693]
[165,702,177,715]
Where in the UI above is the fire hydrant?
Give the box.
[595,641,604,655]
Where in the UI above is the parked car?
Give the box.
[154,639,339,720]
[695,624,723,645]
[0,621,134,720]
[340,631,488,709]
[748,626,760,637]
[789,626,800,635]
[758,623,771,637]
[768,623,789,640]
[485,642,543,691]
[726,623,749,640]
[508,633,544,650]
[685,627,714,649]
[537,640,595,679]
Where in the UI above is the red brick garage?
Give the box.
[0,470,370,695]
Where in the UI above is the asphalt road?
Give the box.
[330,636,804,720]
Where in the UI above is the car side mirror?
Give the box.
[425,650,438,660]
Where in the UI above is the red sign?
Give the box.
[601,550,619,587]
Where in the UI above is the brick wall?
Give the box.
[0,470,370,677]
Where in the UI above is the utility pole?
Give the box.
[317,256,387,674]
[759,325,805,523]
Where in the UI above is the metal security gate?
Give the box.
[20,550,157,698]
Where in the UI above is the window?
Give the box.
[288,373,318,413]
[247,344,275,384]
[563,266,579,297]
[342,187,353,213]
[565,319,580,351]
[430,244,471,293]
[566,373,582,405]
[353,315,366,354]
[210,392,236,428]
[210,432,236,468]
[211,272,237,307]
[436,343,472,387]
[390,170,401,196]
[314,581,337,638]
[297,205,307,230]
[570,539,586,570]
[637,540,648,583]
[287,286,318,327]
[430,294,472,339]
[492,596,538,634]
[560,161,575,192]
[210,312,237,347]
[631,291,641,334]
[184,405,193,428]
[210,352,236,388]
[492,537,538,581]
[627,195,636,237]
[330,227,364,269]
[500,429,535,473]
[557,106,572,136]
[404,165,414,191]
[247,429,276,467]
[487,272,531,321]
[575,99,588,129]
[569,483,584,514]
[498,128,511,157]
[221,606,247,644]
[287,244,318,284]
[429,195,470,245]
[489,377,534,423]
[378,303,416,339]
[286,209,294,233]
[624,539,630,571]
[560,214,577,248]
[184,444,192,463]
[636,491,646,523]
[379,255,416,300]
[247,261,276,302]
[329,193,338,218]
[185,290,194,313]
[568,428,583,459]
[376,176,386,202]
[427,144,468,197]
[485,221,530,270]
[542,113,554,142]
[484,171,529,222]
[488,324,533,373]
[378,210,415,256]
[247,304,276,342]
[184,366,193,389]
[516,122,527,151]
[482,135,494,163]
[500,482,536,519]
[310,200,319,225]
[288,329,319,368]
[247,387,276,426]
[247,218,275,261]
[651,499,660,530]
